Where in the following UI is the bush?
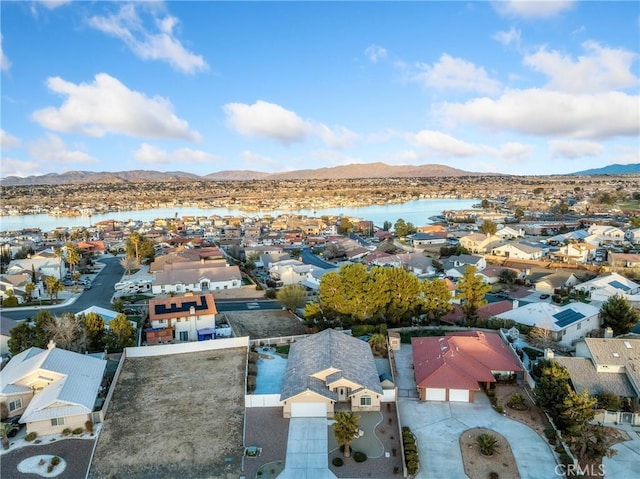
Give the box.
[248,352,259,363]
[61,428,72,436]
[332,457,343,467]
[47,465,54,473]
[25,432,37,442]
[404,444,417,453]
[51,456,61,466]
[85,421,94,433]
[407,459,419,475]
[265,289,277,299]
[488,473,499,479]
[248,363,258,376]
[496,405,504,414]
[72,427,83,435]
[353,451,367,463]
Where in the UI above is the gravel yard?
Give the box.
[88,347,246,479]
[224,310,308,339]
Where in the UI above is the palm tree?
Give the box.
[368,333,387,356]
[333,411,360,458]
[53,246,64,279]
[65,242,81,274]
[1,422,19,450]
[44,276,63,303]
[476,433,499,456]
[25,282,36,302]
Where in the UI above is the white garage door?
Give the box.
[425,388,446,401]
[449,389,470,402]
[290,402,327,417]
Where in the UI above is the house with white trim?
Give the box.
[6,248,66,280]
[151,262,242,295]
[495,226,525,240]
[269,259,313,287]
[146,292,217,344]
[491,242,544,260]
[573,273,640,305]
[0,342,106,435]
[588,225,625,245]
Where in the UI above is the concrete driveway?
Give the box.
[277,418,337,479]
[603,437,640,479]
[395,344,558,479]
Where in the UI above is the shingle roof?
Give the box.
[280,329,383,401]
[554,357,636,398]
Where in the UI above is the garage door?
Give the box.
[425,388,446,401]
[449,389,470,402]
[290,402,327,417]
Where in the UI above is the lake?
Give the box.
[0,198,479,232]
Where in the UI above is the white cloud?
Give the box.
[411,130,482,157]
[1,129,20,148]
[224,101,311,144]
[435,88,639,139]
[412,54,501,95]
[32,73,201,141]
[316,124,360,149]
[88,3,207,74]
[524,41,638,93]
[549,139,605,159]
[28,133,99,164]
[365,45,387,64]
[0,158,42,178]
[134,143,221,165]
[493,1,574,19]
[0,34,10,72]
[492,27,521,48]
[241,150,282,171]
[38,0,72,9]
[486,142,533,163]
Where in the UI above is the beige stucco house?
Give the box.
[0,342,106,435]
[280,329,383,418]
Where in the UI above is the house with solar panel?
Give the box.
[146,292,217,344]
[0,341,106,435]
[573,272,640,305]
[494,301,601,348]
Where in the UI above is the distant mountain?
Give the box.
[570,163,640,176]
[0,163,493,186]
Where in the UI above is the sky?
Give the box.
[1,0,639,178]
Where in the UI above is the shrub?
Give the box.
[248,364,258,376]
[332,457,343,467]
[543,428,556,441]
[265,289,277,299]
[248,352,259,363]
[496,405,504,414]
[476,433,499,456]
[353,451,367,463]
[72,427,83,435]
[85,421,94,433]
[51,456,61,466]
[488,473,499,479]
[407,459,419,475]
[404,444,417,453]
[61,428,72,436]
[47,465,54,473]
[25,432,37,442]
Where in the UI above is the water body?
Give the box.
[0,198,478,232]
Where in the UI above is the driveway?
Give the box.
[603,437,640,479]
[395,344,557,479]
[277,418,336,479]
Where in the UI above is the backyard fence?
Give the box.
[99,351,127,423]
[594,410,640,426]
[245,394,283,408]
[126,336,249,357]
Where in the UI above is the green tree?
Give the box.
[368,333,387,356]
[514,208,524,219]
[126,232,155,263]
[480,220,497,236]
[1,422,19,450]
[8,322,38,356]
[382,220,392,231]
[629,216,640,229]
[561,389,597,439]
[394,218,416,237]
[596,391,622,411]
[420,278,453,324]
[276,284,307,311]
[534,360,572,428]
[332,411,360,458]
[373,266,422,325]
[83,312,105,352]
[498,269,517,285]
[599,295,639,336]
[64,242,81,273]
[24,282,36,302]
[105,313,136,351]
[337,217,353,235]
[457,266,490,323]
[44,276,63,303]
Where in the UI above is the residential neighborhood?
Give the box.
[1,185,640,479]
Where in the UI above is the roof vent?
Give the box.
[612,352,620,358]
[624,341,632,349]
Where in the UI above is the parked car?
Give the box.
[539,294,550,299]
[84,284,92,290]
[6,416,24,437]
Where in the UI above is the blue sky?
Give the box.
[1,0,639,178]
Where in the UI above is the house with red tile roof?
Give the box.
[412,331,522,402]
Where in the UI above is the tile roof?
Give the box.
[280,329,383,401]
[412,331,522,391]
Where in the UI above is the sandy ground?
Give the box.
[88,347,246,479]
[460,427,520,479]
[224,310,308,339]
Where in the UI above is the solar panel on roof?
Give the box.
[154,296,209,315]
[553,309,585,328]
[609,280,631,292]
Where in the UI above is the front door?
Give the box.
[337,387,348,401]
[179,331,189,341]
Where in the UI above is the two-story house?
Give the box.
[269,259,312,287]
[146,292,218,344]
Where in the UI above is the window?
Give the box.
[577,323,581,330]
[9,399,22,412]
[51,417,65,426]
[360,396,372,406]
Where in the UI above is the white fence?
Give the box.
[245,394,284,408]
[594,410,640,426]
[380,389,397,403]
[126,336,249,357]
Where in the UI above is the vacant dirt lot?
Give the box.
[224,310,308,339]
[88,347,246,479]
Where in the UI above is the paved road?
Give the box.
[299,247,337,270]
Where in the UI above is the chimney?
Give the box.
[512,299,519,310]
[47,340,56,350]
[604,327,613,339]
[544,348,554,360]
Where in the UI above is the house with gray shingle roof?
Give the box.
[280,329,383,418]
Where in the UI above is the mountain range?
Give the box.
[0,162,638,186]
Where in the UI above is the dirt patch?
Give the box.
[88,347,246,479]
[224,310,308,340]
[460,427,520,479]
[494,383,551,436]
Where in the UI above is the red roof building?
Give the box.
[411,331,522,402]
